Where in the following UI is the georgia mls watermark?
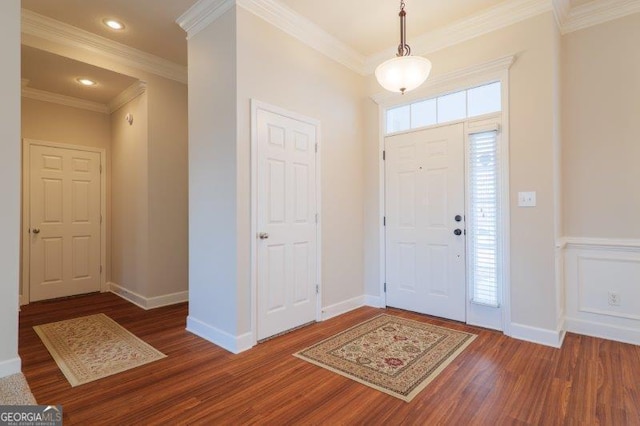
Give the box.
[0,405,62,426]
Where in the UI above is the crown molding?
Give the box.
[109,81,148,113]
[366,0,550,74]
[176,0,367,75]
[561,0,640,34]
[21,9,188,84]
[236,0,367,75]
[22,86,110,114]
[176,0,235,39]
[177,0,640,78]
[371,55,516,106]
[552,0,571,27]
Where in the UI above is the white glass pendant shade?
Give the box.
[375,55,432,94]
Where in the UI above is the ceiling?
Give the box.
[20,0,598,103]
[280,0,508,56]
[21,0,199,66]
[22,45,138,105]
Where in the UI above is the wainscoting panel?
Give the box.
[564,238,640,345]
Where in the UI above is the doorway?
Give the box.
[385,123,466,321]
[251,101,321,341]
[22,140,106,302]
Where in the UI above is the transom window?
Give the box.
[386,81,501,134]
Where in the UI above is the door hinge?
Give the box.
[383,150,386,161]
[100,215,103,224]
[100,164,103,173]
[100,265,103,274]
[315,213,319,224]
[316,284,319,294]
[383,216,386,227]
[315,143,318,153]
[384,282,387,292]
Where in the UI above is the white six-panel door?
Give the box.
[385,124,466,321]
[29,145,102,302]
[256,107,318,340]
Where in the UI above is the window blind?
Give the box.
[468,131,500,307]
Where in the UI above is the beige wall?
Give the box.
[21,84,188,303]
[561,13,640,345]
[111,93,150,296]
[21,98,111,149]
[236,8,365,331]
[0,0,21,377]
[21,98,113,287]
[111,80,189,300]
[562,13,640,239]
[364,13,562,332]
[147,77,189,298]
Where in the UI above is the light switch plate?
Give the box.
[518,191,536,207]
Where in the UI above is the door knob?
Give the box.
[455,215,463,222]
[32,228,40,234]
[454,229,462,236]
[258,232,269,240]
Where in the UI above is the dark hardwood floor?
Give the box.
[19,293,640,425]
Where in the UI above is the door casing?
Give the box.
[21,139,107,305]
[372,59,512,334]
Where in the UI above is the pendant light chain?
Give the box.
[397,0,411,57]
[375,0,432,94]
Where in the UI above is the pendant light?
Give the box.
[375,0,432,94]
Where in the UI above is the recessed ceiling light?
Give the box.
[103,19,125,30]
[77,78,97,86]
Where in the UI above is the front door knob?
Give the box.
[454,229,462,236]
[32,228,40,234]
[258,232,269,240]
[455,215,463,222]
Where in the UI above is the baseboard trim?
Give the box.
[109,282,188,310]
[364,295,385,308]
[146,290,189,309]
[565,317,640,346]
[510,322,565,348]
[0,357,22,379]
[186,316,253,354]
[19,294,27,306]
[321,296,366,321]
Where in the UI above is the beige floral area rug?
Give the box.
[0,373,37,405]
[34,313,166,387]
[294,314,476,402]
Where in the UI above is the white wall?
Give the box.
[187,6,365,351]
[187,8,241,344]
[0,0,21,378]
[364,13,563,342]
[236,8,365,330]
[562,12,640,344]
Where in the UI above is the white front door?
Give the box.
[29,145,102,302]
[256,107,319,340]
[385,124,466,321]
